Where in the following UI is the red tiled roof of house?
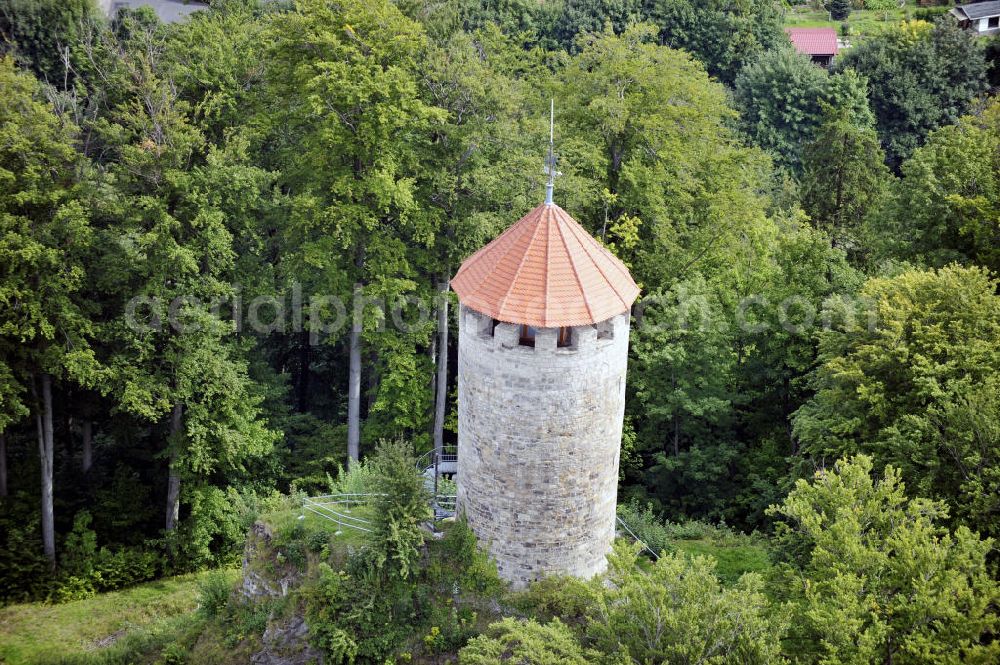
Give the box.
[451,203,640,327]
[785,27,839,56]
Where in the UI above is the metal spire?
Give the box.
[545,99,555,205]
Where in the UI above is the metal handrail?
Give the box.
[303,489,456,532]
[416,446,459,471]
[616,515,660,560]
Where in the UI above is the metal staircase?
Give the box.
[418,446,458,519]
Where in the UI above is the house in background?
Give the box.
[97,0,208,23]
[785,27,840,67]
[951,1,1000,35]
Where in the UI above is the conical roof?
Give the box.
[451,203,640,327]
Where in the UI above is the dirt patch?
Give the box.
[93,627,128,649]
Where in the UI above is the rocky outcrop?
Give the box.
[241,520,322,664]
[241,521,302,601]
[251,616,323,665]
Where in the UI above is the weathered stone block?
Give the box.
[456,306,631,587]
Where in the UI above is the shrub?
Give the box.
[197,570,233,618]
[460,618,594,664]
[306,562,411,664]
[616,500,673,555]
[769,455,1000,664]
[509,575,595,627]
[435,519,503,595]
[588,542,787,664]
[52,511,162,601]
[326,458,379,496]
[368,439,431,580]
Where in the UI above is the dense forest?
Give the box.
[1,0,999,663]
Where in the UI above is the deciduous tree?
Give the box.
[800,104,890,257]
[735,52,873,170]
[265,0,446,462]
[645,0,787,85]
[875,98,1000,273]
[769,455,1000,665]
[793,266,1000,540]
[0,56,97,564]
[835,18,988,166]
[85,16,276,542]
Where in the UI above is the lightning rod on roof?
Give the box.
[545,99,555,205]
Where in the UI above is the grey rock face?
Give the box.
[251,616,324,665]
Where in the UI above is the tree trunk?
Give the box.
[671,370,680,457]
[165,402,182,532]
[39,373,55,567]
[429,333,437,438]
[0,432,7,497]
[433,278,449,460]
[297,330,310,412]
[347,311,362,464]
[81,420,92,474]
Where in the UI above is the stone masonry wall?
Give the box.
[456,305,629,587]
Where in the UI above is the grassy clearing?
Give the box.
[265,499,373,551]
[785,1,926,42]
[672,538,772,585]
[0,569,237,665]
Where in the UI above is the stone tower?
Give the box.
[450,201,640,587]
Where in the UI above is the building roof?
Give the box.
[785,27,839,57]
[109,1,206,23]
[954,1,1000,19]
[451,203,640,328]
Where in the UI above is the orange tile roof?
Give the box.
[451,203,640,327]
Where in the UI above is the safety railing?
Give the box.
[302,493,380,532]
[616,515,660,560]
[416,446,458,472]
[303,489,457,533]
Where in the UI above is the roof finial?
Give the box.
[545,99,555,205]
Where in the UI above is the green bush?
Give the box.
[306,530,330,554]
[434,519,503,595]
[460,618,594,665]
[225,599,275,648]
[423,604,479,656]
[306,562,412,664]
[588,542,787,664]
[326,459,379,496]
[509,575,595,627]
[616,500,673,555]
[368,439,431,580]
[52,511,162,601]
[196,570,233,619]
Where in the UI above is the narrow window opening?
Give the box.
[557,326,572,348]
[990,16,999,28]
[519,324,536,347]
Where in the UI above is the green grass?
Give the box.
[0,569,237,665]
[265,500,374,550]
[672,539,772,585]
[784,1,923,42]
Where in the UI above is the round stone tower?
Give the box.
[450,201,640,587]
